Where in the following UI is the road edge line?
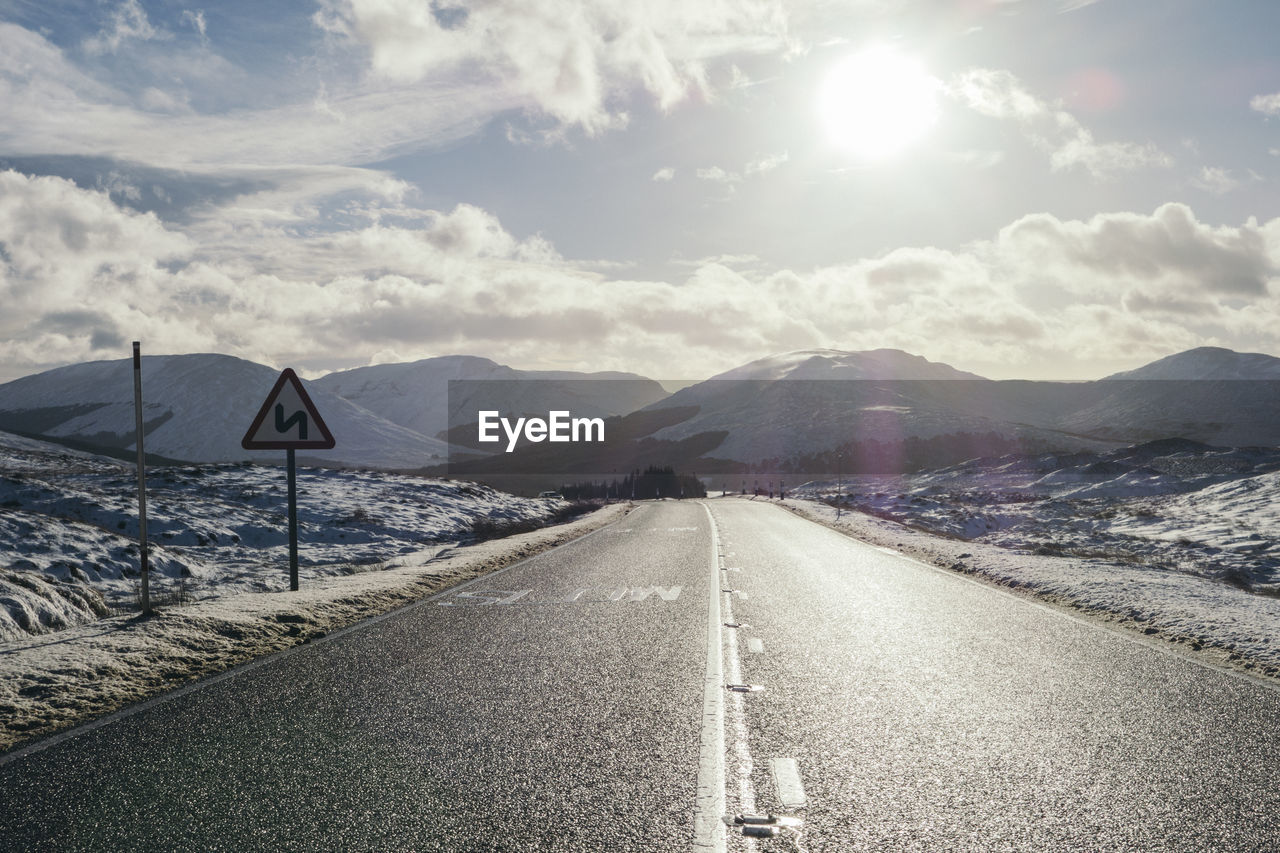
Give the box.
[692,501,727,852]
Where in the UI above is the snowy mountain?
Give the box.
[710,348,986,381]
[1103,347,1280,380]
[1060,347,1280,446]
[313,355,668,440]
[635,346,1280,466]
[0,354,451,469]
[640,349,1065,463]
[3,346,1279,473]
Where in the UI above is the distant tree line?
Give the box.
[559,465,706,500]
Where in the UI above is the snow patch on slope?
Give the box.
[709,348,986,381]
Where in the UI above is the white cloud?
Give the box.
[5,170,1280,384]
[1251,92,1280,116]
[695,152,787,187]
[181,10,209,41]
[696,166,741,184]
[744,151,788,175]
[950,68,1173,177]
[652,166,676,182]
[0,23,513,172]
[314,0,793,135]
[1190,166,1242,196]
[83,0,169,56]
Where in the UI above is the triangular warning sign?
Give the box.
[241,368,336,450]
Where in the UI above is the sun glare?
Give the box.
[818,46,940,159]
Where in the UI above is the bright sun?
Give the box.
[817,46,940,159]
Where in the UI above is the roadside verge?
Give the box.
[770,497,1280,682]
[0,503,630,754]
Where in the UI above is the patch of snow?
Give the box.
[707,348,986,381]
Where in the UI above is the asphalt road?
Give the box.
[3,498,1280,851]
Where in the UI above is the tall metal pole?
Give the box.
[287,448,299,591]
[132,342,151,614]
[836,451,843,519]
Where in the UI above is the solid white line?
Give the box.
[693,503,726,852]
[0,512,628,767]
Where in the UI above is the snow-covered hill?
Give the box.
[709,348,986,381]
[1063,347,1280,446]
[0,354,451,469]
[4,345,1280,472]
[638,347,1280,464]
[643,348,1085,463]
[314,355,668,440]
[1103,346,1280,380]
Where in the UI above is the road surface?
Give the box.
[3,498,1280,851]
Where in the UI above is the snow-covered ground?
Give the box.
[790,439,1280,593]
[0,430,567,641]
[783,439,1280,677]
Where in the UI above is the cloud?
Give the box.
[314,0,793,135]
[696,166,741,184]
[652,166,675,182]
[5,170,1280,384]
[0,23,513,172]
[83,0,169,56]
[997,203,1274,298]
[1251,92,1280,117]
[950,68,1173,177]
[1189,166,1242,196]
[695,151,787,187]
[181,10,208,41]
[744,151,788,175]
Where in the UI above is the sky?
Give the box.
[0,0,1279,384]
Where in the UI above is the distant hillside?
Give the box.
[0,354,449,469]
[1103,347,1280,380]
[3,346,1278,476]
[313,355,669,440]
[709,348,986,381]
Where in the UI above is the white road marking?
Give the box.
[721,577,761,836]
[694,504,727,851]
[770,757,807,810]
[747,638,764,654]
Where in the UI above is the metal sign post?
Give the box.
[242,369,335,592]
[286,448,299,590]
[132,342,151,614]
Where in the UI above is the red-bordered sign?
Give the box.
[241,368,336,450]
